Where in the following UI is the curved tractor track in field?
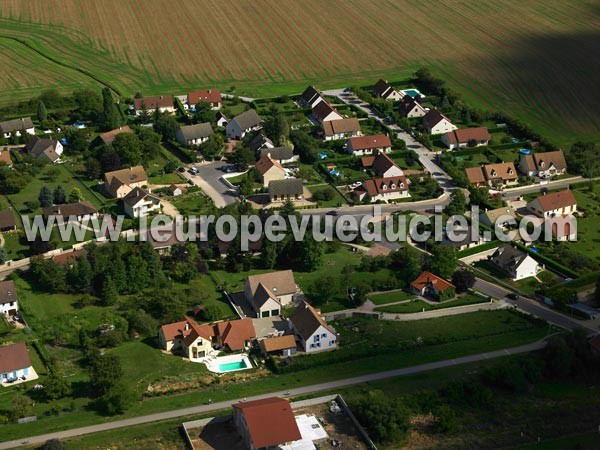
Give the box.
[0,35,121,96]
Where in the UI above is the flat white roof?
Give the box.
[279,414,328,450]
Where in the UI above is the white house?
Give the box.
[122,187,161,218]
[519,150,567,178]
[490,244,541,281]
[362,152,404,178]
[354,175,409,202]
[257,147,298,165]
[0,117,35,139]
[244,270,299,318]
[346,134,392,156]
[312,101,342,124]
[176,122,213,146]
[373,79,403,101]
[226,110,262,139]
[216,112,228,128]
[133,96,175,115]
[423,109,457,135]
[0,280,18,317]
[0,343,37,386]
[299,86,325,108]
[187,89,222,110]
[25,136,63,164]
[43,201,98,224]
[399,96,427,118]
[527,189,577,219]
[289,301,337,353]
[103,166,148,198]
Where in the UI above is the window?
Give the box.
[262,311,270,318]
[310,344,315,349]
[330,341,336,346]
[314,335,320,343]
[321,333,327,338]
[316,342,321,348]
[271,309,279,316]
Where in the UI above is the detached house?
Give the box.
[399,96,427,118]
[466,162,518,188]
[258,147,297,165]
[527,189,577,219]
[213,318,256,352]
[226,110,262,139]
[299,85,325,108]
[187,89,222,109]
[0,117,34,139]
[159,317,215,361]
[96,126,133,146]
[255,154,286,187]
[361,152,404,178]
[133,96,175,115]
[0,210,17,233]
[43,201,98,223]
[233,397,302,450]
[354,175,408,202]
[373,79,403,101]
[312,101,342,124]
[176,122,213,146]
[103,166,148,198]
[410,271,456,301]
[26,136,63,164]
[519,150,567,178]
[1,343,36,386]
[441,127,490,150]
[479,206,518,228]
[269,179,304,203]
[0,280,18,317]
[490,244,541,281]
[248,133,274,153]
[245,270,299,318]
[322,118,361,141]
[441,226,485,251]
[346,134,392,156]
[423,109,457,135]
[289,301,337,353]
[216,111,228,128]
[122,187,161,218]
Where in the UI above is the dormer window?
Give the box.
[540,161,545,167]
[491,170,497,176]
[382,184,387,190]
[391,183,396,189]
[508,169,513,174]
[400,182,405,188]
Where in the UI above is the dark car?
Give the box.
[326,210,339,216]
[506,293,520,300]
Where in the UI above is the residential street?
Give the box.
[179,161,238,207]
[0,341,546,449]
[502,176,585,198]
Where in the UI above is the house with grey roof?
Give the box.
[258,147,297,164]
[25,136,63,164]
[226,110,262,139]
[289,300,337,353]
[0,117,34,139]
[244,270,299,318]
[122,187,161,218]
[176,122,214,146]
[489,244,541,281]
[268,179,304,203]
[248,133,274,153]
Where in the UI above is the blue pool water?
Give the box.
[519,148,531,155]
[404,89,423,98]
[219,360,248,372]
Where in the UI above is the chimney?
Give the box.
[184,323,190,331]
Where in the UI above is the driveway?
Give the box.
[180,161,238,208]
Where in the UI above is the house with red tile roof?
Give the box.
[346,134,392,156]
[255,154,286,187]
[519,150,567,178]
[158,317,215,362]
[214,318,256,352]
[133,96,175,115]
[410,271,456,301]
[441,127,490,150]
[353,175,408,202]
[187,89,222,109]
[527,189,577,219]
[233,397,302,450]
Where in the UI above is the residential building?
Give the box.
[268,179,304,203]
[0,280,18,317]
[527,189,577,219]
[346,134,392,156]
[423,109,457,135]
[133,96,175,115]
[299,85,324,108]
[519,150,567,178]
[187,89,222,109]
[43,201,98,222]
[410,271,456,301]
[361,152,404,177]
[441,226,484,251]
[0,343,36,385]
[490,244,541,281]
[215,111,228,127]
[0,117,34,139]
[441,127,490,150]
[122,187,161,218]
[96,126,133,146]
[479,206,518,228]
[244,270,299,318]
[465,162,518,188]
[232,397,302,450]
[322,118,361,141]
[25,136,63,164]
[255,155,286,187]
[213,318,256,352]
[312,101,342,124]
[103,166,148,198]
[353,175,408,202]
[398,95,427,118]
[289,301,337,353]
[158,317,215,362]
[176,122,213,145]
[0,149,12,167]
[248,133,274,153]
[258,147,297,165]
[0,210,16,233]
[373,79,403,101]
[226,110,262,139]
[167,184,183,196]
[258,335,297,357]
[550,214,577,241]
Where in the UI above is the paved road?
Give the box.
[180,161,238,207]
[0,341,546,449]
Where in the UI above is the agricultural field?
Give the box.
[0,1,597,145]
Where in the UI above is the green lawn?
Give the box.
[171,191,215,216]
[374,294,488,313]
[306,185,346,208]
[368,290,415,305]
[509,432,600,450]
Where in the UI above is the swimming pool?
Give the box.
[402,88,425,98]
[205,354,252,373]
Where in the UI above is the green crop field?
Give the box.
[0,1,597,145]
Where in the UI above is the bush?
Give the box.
[349,391,410,443]
[311,187,336,202]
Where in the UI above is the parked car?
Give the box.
[506,293,520,300]
[187,179,196,186]
[188,167,198,175]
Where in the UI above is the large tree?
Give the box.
[101,87,119,131]
[53,185,66,205]
[112,132,142,166]
[37,100,48,122]
[38,185,54,207]
[452,269,476,293]
[445,189,467,217]
[154,113,180,142]
[427,246,457,279]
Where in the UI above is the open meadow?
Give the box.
[0,0,597,144]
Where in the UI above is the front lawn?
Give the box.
[374,294,488,313]
[368,289,415,305]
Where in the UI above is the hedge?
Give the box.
[457,240,502,258]
[513,242,579,279]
